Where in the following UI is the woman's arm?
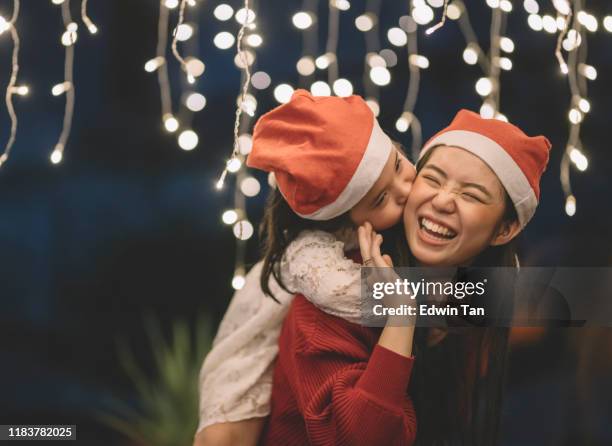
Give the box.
[275,296,417,446]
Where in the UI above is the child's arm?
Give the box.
[197,261,292,437]
[281,230,363,324]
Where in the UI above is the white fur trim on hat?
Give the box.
[420,130,537,227]
[299,118,393,220]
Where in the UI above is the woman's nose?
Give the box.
[431,189,456,213]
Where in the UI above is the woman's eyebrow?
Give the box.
[424,164,493,198]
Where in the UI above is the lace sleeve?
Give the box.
[280,230,363,324]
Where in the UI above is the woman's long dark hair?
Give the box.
[258,188,353,301]
[404,146,519,446]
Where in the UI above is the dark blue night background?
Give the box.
[0,0,611,444]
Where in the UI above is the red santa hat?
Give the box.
[247,90,393,220]
[420,109,551,227]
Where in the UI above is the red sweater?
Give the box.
[260,294,417,446]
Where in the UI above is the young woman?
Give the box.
[259,110,551,445]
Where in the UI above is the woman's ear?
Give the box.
[490,219,521,246]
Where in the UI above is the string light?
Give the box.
[273,83,294,103]
[0,0,22,169]
[177,129,198,150]
[310,80,331,96]
[185,92,206,111]
[81,0,98,34]
[214,4,233,21]
[50,0,77,165]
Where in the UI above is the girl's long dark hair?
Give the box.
[405,146,519,446]
[258,188,353,301]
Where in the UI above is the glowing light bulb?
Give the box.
[498,57,513,71]
[579,64,597,81]
[523,0,539,14]
[214,4,234,21]
[214,31,235,50]
[233,220,254,240]
[370,66,391,86]
[578,98,590,114]
[246,34,262,47]
[51,0,65,4]
[239,93,257,116]
[144,56,165,72]
[178,130,198,150]
[227,157,242,172]
[463,45,478,65]
[577,11,598,32]
[235,8,256,25]
[499,37,515,53]
[315,53,334,70]
[240,176,261,197]
[251,71,271,89]
[12,85,29,96]
[184,58,205,78]
[61,29,78,46]
[480,102,495,118]
[412,4,434,25]
[395,112,413,133]
[486,0,500,8]
[409,55,429,69]
[237,134,253,155]
[332,79,353,97]
[185,92,206,111]
[175,23,194,41]
[563,30,581,51]
[379,49,398,67]
[310,81,331,96]
[568,108,583,124]
[355,14,375,32]
[164,0,179,9]
[50,145,63,164]
[387,27,408,46]
[234,51,255,69]
[565,195,576,216]
[332,0,351,11]
[446,3,461,19]
[527,14,543,31]
[87,24,98,34]
[222,209,238,225]
[367,53,386,68]
[604,16,612,33]
[162,114,179,132]
[0,16,9,34]
[366,98,380,117]
[232,274,246,290]
[273,84,294,104]
[495,113,508,122]
[542,15,557,33]
[296,56,316,76]
[475,77,493,96]
[499,0,513,12]
[292,12,313,30]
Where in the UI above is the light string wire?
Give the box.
[403,4,422,161]
[216,0,252,190]
[50,0,77,164]
[363,0,381,108]
[425,0,450,35]
[560,0,590,216]
[81,0,98,34]
[298,0,318,87]
[171,0,189,73]
[326,1,340,85]
[0,0,21,168]
[156,0,175,130]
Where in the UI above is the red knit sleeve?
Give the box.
[279,295,417,446]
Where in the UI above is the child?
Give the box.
[195,90,415,445]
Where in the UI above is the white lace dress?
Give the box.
[197,229,363,432]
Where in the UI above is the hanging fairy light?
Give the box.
[0,0,24,169]
[49,0,78,165]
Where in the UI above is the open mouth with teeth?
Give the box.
[418,217,458,240]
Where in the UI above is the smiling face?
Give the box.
[349,145,416,231]
[404,145,521,266]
